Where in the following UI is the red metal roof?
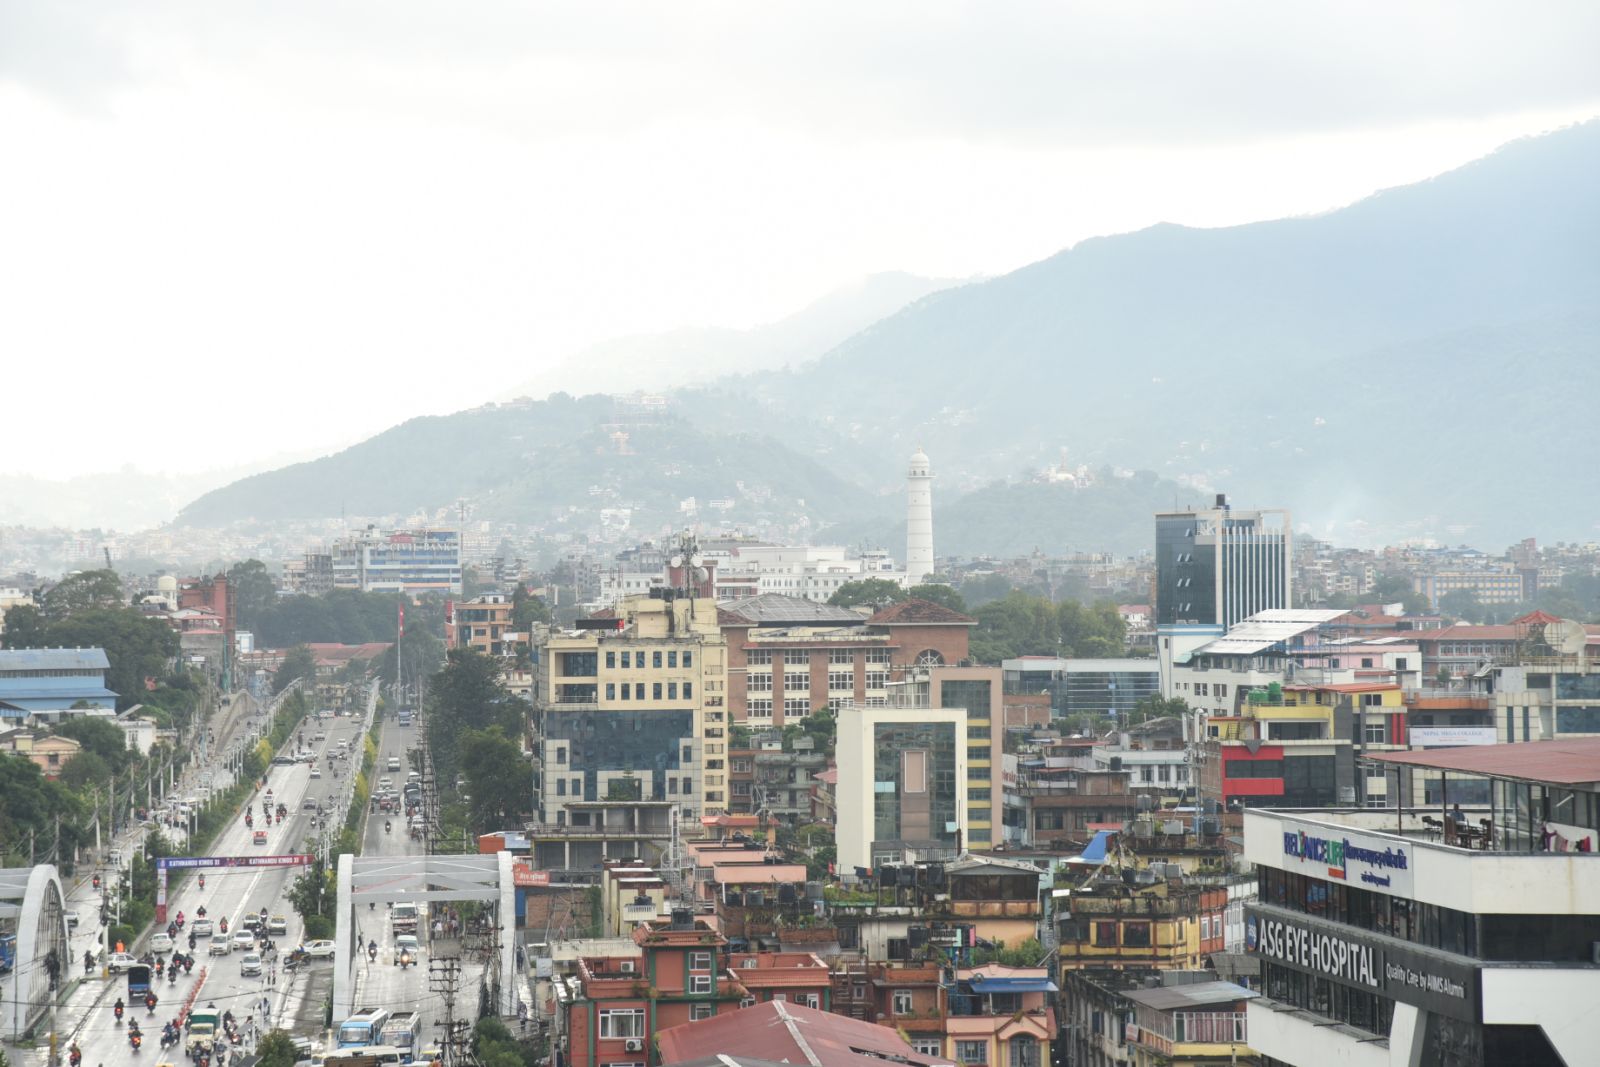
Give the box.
[658,1000,950,1067]
[1363,738,1600,786]
[867,598,976,626]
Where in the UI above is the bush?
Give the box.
[303,914,335,940]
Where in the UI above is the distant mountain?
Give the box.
[180,122,1600,550]
[501,272,967,400]
[175,394,885,533]
[705,121,1600,545]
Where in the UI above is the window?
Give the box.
[556,779,566,796]
[620,683,630,701]
[598,1010,644,1039]
[892,990,914,1014]
[689,974,713,995]
[1361,658,1374,668]
[748,650,772,665]
[749,699,774,720]
[667,651,678,667]
[784,698,810,719]
[887,938,909,960]
[829,649,853,664]
[1123,921,1151,947]
[1362,720,1388,745]
[683,682,693,699]
[683,651,693,668]
[682,778,693,794]
[797,993,820,1010]
[828,671,853,691]
[785,650,809,665]
[620,651,631,668]
[868,649,890,665]
[740,996,756,1008]
[911,1039,942,1057]
[749,672,773,692]
[866,671,889,690]
[1094,922,1118,946]
[1395,657,1409,671]
[690,1003,714,1021]
[653,682,663,700]
[956,1041,987,1065]
[668,682,678,700]
[1195,683,1208,696]
[654,651,663,668]
[1008,1040,1040,1067]
[605,651,616,668]
[555,746,567,764]
[605,683,616,700]
[690,951,713,970]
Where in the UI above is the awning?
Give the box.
[967,977,1058,994]
[1066,829,1114,866]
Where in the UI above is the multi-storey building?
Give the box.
[721,594,976,728]
[446,593,525,657]
[331,527,462,594]
[1155,497,1291,632]
[1412,564,1536,609]
[836,698,968,872]
[1003,657,1160,722]
[1244,740,1600,1065]
[534,592,729,828]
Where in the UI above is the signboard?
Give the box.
[1247,904,1479,1022]
[1279,819,1413,897]
[1408,727,1498,747]
[512,862,550,887]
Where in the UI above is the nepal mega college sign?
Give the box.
[1248,904,1480,1022]
[1278,816,1413,897]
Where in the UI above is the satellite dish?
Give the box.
[690,554,704,567]
[1546,619,1588,655]
[670,555,684,568]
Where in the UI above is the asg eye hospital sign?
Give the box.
[1279,819,1413,897]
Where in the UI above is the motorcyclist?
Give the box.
[114,998,125,1022]
[198,874,206,890]
[197,904,207,917]
[84,950,94,974]
[219,917,229,934]
[168,966,178,986]
[188,931,197,951]
[367,939,377,961]
[176,910,185,927]
[68,1043,81,1067]
[145,991,158,1013]
[155,958,164,978]
[385,820,392,834]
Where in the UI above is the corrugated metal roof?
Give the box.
[1364,738,1600,787]
[1123,980,1256,1011]
[0,648,111,671]
[1195,610,1347,656]
[717,594,866,625]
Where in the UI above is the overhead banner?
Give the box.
[1248,904,1480,1022]
[154,854,315,922]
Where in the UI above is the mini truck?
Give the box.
[186,1008,221,1054]
[390,902,420,936]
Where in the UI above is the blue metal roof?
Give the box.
[966,977,1058,994]
[0,648,110,671]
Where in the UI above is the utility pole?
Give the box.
[428,955,464,1067]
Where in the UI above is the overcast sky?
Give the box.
[3,2,1598,480]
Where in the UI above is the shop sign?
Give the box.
[1409,727,1498,747]
[1247,905,1479,1021]
[1278,817,1413,896]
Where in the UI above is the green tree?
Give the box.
[461,727,528,831]
[426,648,528,787]
[256,1031,299,1067]
[58,750,112,792]
[0,603,48,648]
[46,608,180,709]
[956,573,1015,609]
[274,645,318,692]
[228,560,278,632]
[52,716,138,775]
[1437,589,1484,623]
[40,569,124,620]
[906,584,968,614]
[1127,695,1190,726]
[512,584,550,630]
[828,578,908,610]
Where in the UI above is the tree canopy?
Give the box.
[425,648,528,789]
[828,578,907,610]
[968,591,1124,664]
[461,727,528,831]
[40,569,125,620]
[273,645,318,693]
[7,606,180,709]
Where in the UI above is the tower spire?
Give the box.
[906,446,934,584]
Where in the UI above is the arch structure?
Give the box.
[333,852,516,1024]
[0,864,70,1041]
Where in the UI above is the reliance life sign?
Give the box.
[1278,818,1413,897]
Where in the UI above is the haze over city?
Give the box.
[2,8,1600,1067]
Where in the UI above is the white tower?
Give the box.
[906,447,934,585]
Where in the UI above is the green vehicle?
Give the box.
[186,1008,221,1054]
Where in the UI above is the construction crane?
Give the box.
[103,547,114,571]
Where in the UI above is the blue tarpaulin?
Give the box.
[967,976,1059,994]
[1068,829,1114,865]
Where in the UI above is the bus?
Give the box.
[336,1008,392,1049]
[323,1045,409,1067]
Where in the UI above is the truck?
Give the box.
[390,902,420,936]
[378,1011,420,1055]
[336,1008,392,1049]
[0,933,15,974]
[397,709,412,727]
[186,1008,221,1054]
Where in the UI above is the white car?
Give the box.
[269,915,288,935]
[233,929,256,950]
[378,777,393,790]
[310,768,322,779]
[239,952,263,976]
[209,934,231,956]
[192,919,214,937]
[149,932,174,953]
[303,939,337,958]
[107,952,138,973]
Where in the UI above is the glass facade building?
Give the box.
[1156,502,1290,629]
[871,720,960,852]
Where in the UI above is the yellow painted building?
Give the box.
[536,594,729,827]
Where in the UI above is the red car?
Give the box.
[253,830,268,846]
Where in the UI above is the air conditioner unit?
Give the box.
[624,1039,645,1052]
[620,960,636,973]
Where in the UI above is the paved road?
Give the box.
[46,708,370,1067]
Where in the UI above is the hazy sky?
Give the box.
[3,2,1598,480]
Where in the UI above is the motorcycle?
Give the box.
[197,905,207,918]
[68,1047,81,1067]
[129,1032,142,1053]
[168,968,178,986]
[146,992,159,1014]
[114,1001,125,1024]
[198,874,206,890]
[368,943,377,962]
[385,821,392,834]
[183,956,194,974]
[219,918,229,934]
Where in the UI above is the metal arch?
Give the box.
[0,864,70,1040]
[333,852,518,1024]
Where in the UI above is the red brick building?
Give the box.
[721,595,975,728]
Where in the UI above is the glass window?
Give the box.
[690,1003,713,1021]
[606,651,616,668]
[684,682,693,699]
[683,651,693,668]
[668,682,678,700]
[690,951,712,970]
[956,1042,987,1064]
[605,683,615,700]
[689,974,712,995]
[598,1010,644,1039]
[892,990,913,1014]
[668,651,678,667]
[653,651,663,668]
[653,682,663,700]
[620,651,631,668]
[635,683,644,700]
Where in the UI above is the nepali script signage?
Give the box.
[1248,904,1480,1022]
[1279,818,1413,897]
